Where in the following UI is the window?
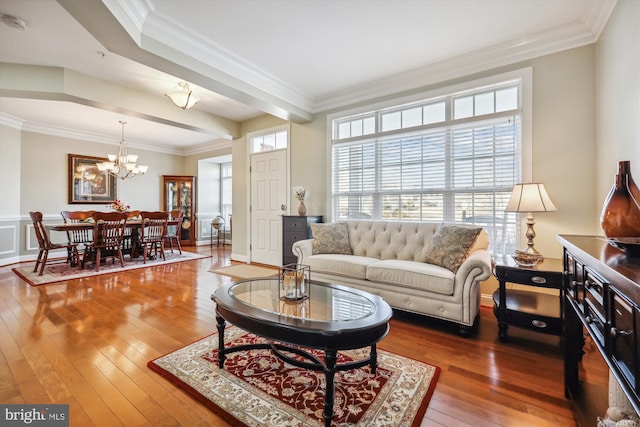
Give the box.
[249,127,288,153]
[330,74,528,254]
[221,162,232,225]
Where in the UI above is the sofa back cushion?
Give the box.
[346,220,439,262]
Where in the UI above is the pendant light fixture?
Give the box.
[98,121,148,180]
[165,82,200,110]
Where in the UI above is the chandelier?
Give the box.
[98,121,148,180]
[165,82,200,110]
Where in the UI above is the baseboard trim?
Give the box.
[480,293,494,308]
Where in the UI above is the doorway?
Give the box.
[248,125,290,266]
[250,149,287,265]
[197,154,232,245]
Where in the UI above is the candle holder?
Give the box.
[279,264,310,301]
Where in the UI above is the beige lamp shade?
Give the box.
[505,183,557,213]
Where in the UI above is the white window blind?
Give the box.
[330,80,522,254]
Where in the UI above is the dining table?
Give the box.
[48,217,180,268]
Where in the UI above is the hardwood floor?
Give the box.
[0,246,607,426]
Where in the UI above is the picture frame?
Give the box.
[68,154,117,204]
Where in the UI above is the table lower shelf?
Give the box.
[492,289,563,339]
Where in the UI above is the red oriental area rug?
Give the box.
[148,326,439,427]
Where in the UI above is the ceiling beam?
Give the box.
[57,0,314,124]
[0,62,239,140]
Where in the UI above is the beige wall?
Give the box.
[285,45,599,260]
[596,0,640,207]
[0,124,21,218]
[0,124,21,261]
[20,131,185,217]
[290,120,328,218]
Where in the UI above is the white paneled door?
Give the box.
[250,149,287,266]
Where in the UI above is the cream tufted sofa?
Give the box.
[292,220,492,335]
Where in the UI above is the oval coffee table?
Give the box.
[211,278,392,427]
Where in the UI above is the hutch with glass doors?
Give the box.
[163,175,196,245]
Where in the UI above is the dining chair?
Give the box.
[29,211,79,276]
[140,211,169,263]
[83,211,128,271]
[164,209,183,255]
[60,210,95,265]
[122,210,141,257]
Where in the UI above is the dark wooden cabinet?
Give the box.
[282,215,322,266]
[559,235,640,426]
[492,255,564,342]
[163,175,196,245]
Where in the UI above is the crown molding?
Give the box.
[0,112,26,129]
[183,138,234,157]
[581,0,618,39]
[137,0,616,117]
[313,19,601,113]
[21,0,620,133]
[102,0,154,44]
[107,0,314,121]
[2,110,230,157]
[141,11,315,112]
[21,120,185,155]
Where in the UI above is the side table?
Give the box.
[492,255,564,342]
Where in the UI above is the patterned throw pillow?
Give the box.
[424,224,482,273]
[311,222,352,255]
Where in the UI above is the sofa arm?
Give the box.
[455,249,492,283]
[452,249,492,328]
[292,239,313,264]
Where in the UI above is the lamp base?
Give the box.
[520,245,541,256]
[522,213,543,257]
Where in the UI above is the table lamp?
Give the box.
[505,182,557,257]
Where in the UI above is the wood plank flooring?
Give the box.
[0,246,607,426]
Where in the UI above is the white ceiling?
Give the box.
[0,0,617,154]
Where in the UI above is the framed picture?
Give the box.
[68,154,117,204]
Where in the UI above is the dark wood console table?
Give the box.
[558,235,640,425]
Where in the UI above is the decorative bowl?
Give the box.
[512,250,543,267]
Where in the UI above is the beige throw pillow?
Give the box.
[311,222,352,255]
[424,224,482,273]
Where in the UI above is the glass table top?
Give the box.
[227,278,377,322]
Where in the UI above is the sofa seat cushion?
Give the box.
[304,254,379,280]
[366,259,455,296]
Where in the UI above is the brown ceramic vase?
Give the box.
[600,160,640,238]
